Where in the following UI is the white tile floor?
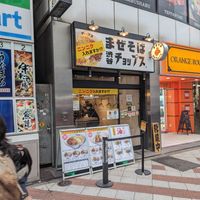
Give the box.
[161,133,200,148]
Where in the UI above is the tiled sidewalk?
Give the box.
[29,148,200,200]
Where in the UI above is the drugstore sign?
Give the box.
[0,0,33,42]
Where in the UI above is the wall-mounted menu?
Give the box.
[110,124,134,163]
[60,128,90,173]
[14,44,34,97]
[86,126,114,168]
[0,41,12,97]
[16,99,37,133]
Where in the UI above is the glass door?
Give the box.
[119,89,140,146]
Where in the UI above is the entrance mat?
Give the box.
[152,156,200,172]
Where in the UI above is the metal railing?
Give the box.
[96,133,151,188]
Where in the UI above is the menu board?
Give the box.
[60,128,90,173]
[188,0,200,29]
[113,0,156,13]
[110,124,134,163]
[0,41,12,97]
[0,100,14,133]
[158,0,187,23]
[14,44,34,97]
[86,126,114,168]
[16,99,37,133]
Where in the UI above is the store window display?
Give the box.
[73,92,118,128]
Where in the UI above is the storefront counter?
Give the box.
[8,133,40,182]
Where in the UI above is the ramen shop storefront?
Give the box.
[160,44,200,147]
[71,21,155,148]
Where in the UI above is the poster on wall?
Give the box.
[14,44,34,97]
[110,124,134,163]
[0,0,33,42]
[0,100,14,133]
[158,0,187,23]
[188,0,200,29]
[74,27,154,72]
[59,128,90,174]
[0,41,12,97]
[16,99,37,133]
[86,126,114,168]
[112,0,156,12]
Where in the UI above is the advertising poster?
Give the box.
[86,126,114,168]
[75,28,154,72]
[113,0,156,12]
[188,0,200,29]
[14,44,34,97]
[59,129,90,173]
[0,41,12,97]
[110,124,134,163]
[16,99,37,133]
[158,0,187,23]
[0,100,14,133]
[0,0,33,42]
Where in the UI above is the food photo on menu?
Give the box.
[61,132,89,163]
[14,50,34,97]
[86,127,114,168]
[111,125,134,163]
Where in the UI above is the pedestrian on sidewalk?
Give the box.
[0,116,32,200]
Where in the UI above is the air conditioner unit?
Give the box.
[49,0,72,17]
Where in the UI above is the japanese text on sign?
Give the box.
[105,37,146,67]
[75,28,154,72]
[0,51,6,87]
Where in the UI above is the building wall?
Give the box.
[55,0,200,148]
[61,0,200,48]
[34,0,200,153]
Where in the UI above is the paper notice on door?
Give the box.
[126,95,133,102]
[107,109,119,120]
[73,100,80,111]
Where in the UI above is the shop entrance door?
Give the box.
[119,89,141,147]
[36,84,52,165]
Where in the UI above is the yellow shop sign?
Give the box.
[168,47,200,74]
[76,41,105,59]
[73,88,118,95]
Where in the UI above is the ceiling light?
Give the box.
[181,78,185,80]
[119,27,128,37]
[166,77,170,80]
[88,20,99,31]
[195,79,198,81]
[144,33,154,42]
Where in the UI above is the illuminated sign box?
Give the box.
[0,0,33,42]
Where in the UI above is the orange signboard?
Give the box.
[161,44,200,76]
[168,47,200,74]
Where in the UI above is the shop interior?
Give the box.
[160,76,200,148]
[73,72,143,147]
